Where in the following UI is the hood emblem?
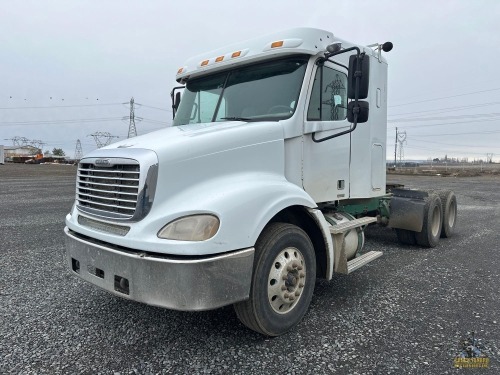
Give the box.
[95,159,112,167]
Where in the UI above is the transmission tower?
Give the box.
[30,140,45,152]
[74,139,83,161]
[128,97,137,138]
[486,153,494,163]
[4,136,30,146]
[397,130,407,167]
[88,132,119,148]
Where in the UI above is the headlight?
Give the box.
[158,215,220,241]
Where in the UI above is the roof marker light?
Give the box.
[215,56,224,62]
[271,41,284,48]
[177,68,184,75]
[201,60,209,66]
[231,51,242,58]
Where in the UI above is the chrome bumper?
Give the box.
[64,227,254,311]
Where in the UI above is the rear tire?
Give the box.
[395,228,416,245]
[437,190,457,238]
[234,223,316,336]
[415,194,442,248]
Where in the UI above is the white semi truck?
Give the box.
[65,28,457,336]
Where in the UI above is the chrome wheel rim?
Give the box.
[267,247,306,314]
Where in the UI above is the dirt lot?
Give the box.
[0,163,499,374]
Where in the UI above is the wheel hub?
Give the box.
[267,247,306,314]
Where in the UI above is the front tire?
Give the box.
[234,223,316,336]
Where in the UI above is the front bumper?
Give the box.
[64,227,254,311]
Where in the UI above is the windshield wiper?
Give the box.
[220,116,257,122]
[220,116,280,122]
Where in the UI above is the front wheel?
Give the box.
[234,223,316,336]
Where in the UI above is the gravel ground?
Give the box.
[0,163,499,374]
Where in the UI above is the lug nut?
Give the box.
[282,275,288,280]
[281,285,287,291]
[297,266,303,271]
[299,283,304,288]
[300,272,305,278]
[295,291,300,296]
[289,296,295,301]
[284,293,290,298]
[287,266,292,272]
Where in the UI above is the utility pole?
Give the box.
[128,97,137,138]
[394,127,397,167]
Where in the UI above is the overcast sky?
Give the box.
[1,0,500,161]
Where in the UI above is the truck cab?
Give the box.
[65,28,456,336]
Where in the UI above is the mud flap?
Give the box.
[388,189,427,232]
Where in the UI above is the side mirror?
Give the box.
[347,101,369,123]
[347,54,370,99]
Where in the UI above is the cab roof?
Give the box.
[175,27,368,83]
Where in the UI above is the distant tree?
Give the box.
[433,158,440,162]
[44,149,50,155]
[52,148,65,156]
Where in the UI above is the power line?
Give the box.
[0,117,122,126]
[136,103,172,112]
[387,117,500,129]
[405,145,494,156]
[400,130,500,137]
[0,103,123,110]
[388,112,500,123]
[410,137,500,150]
[388,101,500,118]
[389,87,500,108]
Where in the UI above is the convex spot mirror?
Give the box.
[347,54,370,99]
[347,101,369,123]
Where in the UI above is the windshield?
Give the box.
[173,56,309,126]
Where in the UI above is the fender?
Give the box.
[67,171,319,257]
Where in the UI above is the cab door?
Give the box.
[302,61,351,203]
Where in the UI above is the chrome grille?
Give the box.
[77,162,140,219]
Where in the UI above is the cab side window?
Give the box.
[307,66,348,121]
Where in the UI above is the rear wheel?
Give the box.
[415,194,442,248]
[234,223,316,336]
[437,190,457,238]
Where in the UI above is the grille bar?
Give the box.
[77,192,137,204]
[77,197,136,211]
[79,168,140,174]
[76,186,139,196]
[78,173,140,182]
[77,179,140,190]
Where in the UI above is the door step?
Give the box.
[347,251,383,274]
[329,216,381,274]
[329,216,377,234]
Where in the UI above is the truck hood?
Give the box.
[97,120,285,164]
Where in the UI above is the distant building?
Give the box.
[4,145,40,158]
